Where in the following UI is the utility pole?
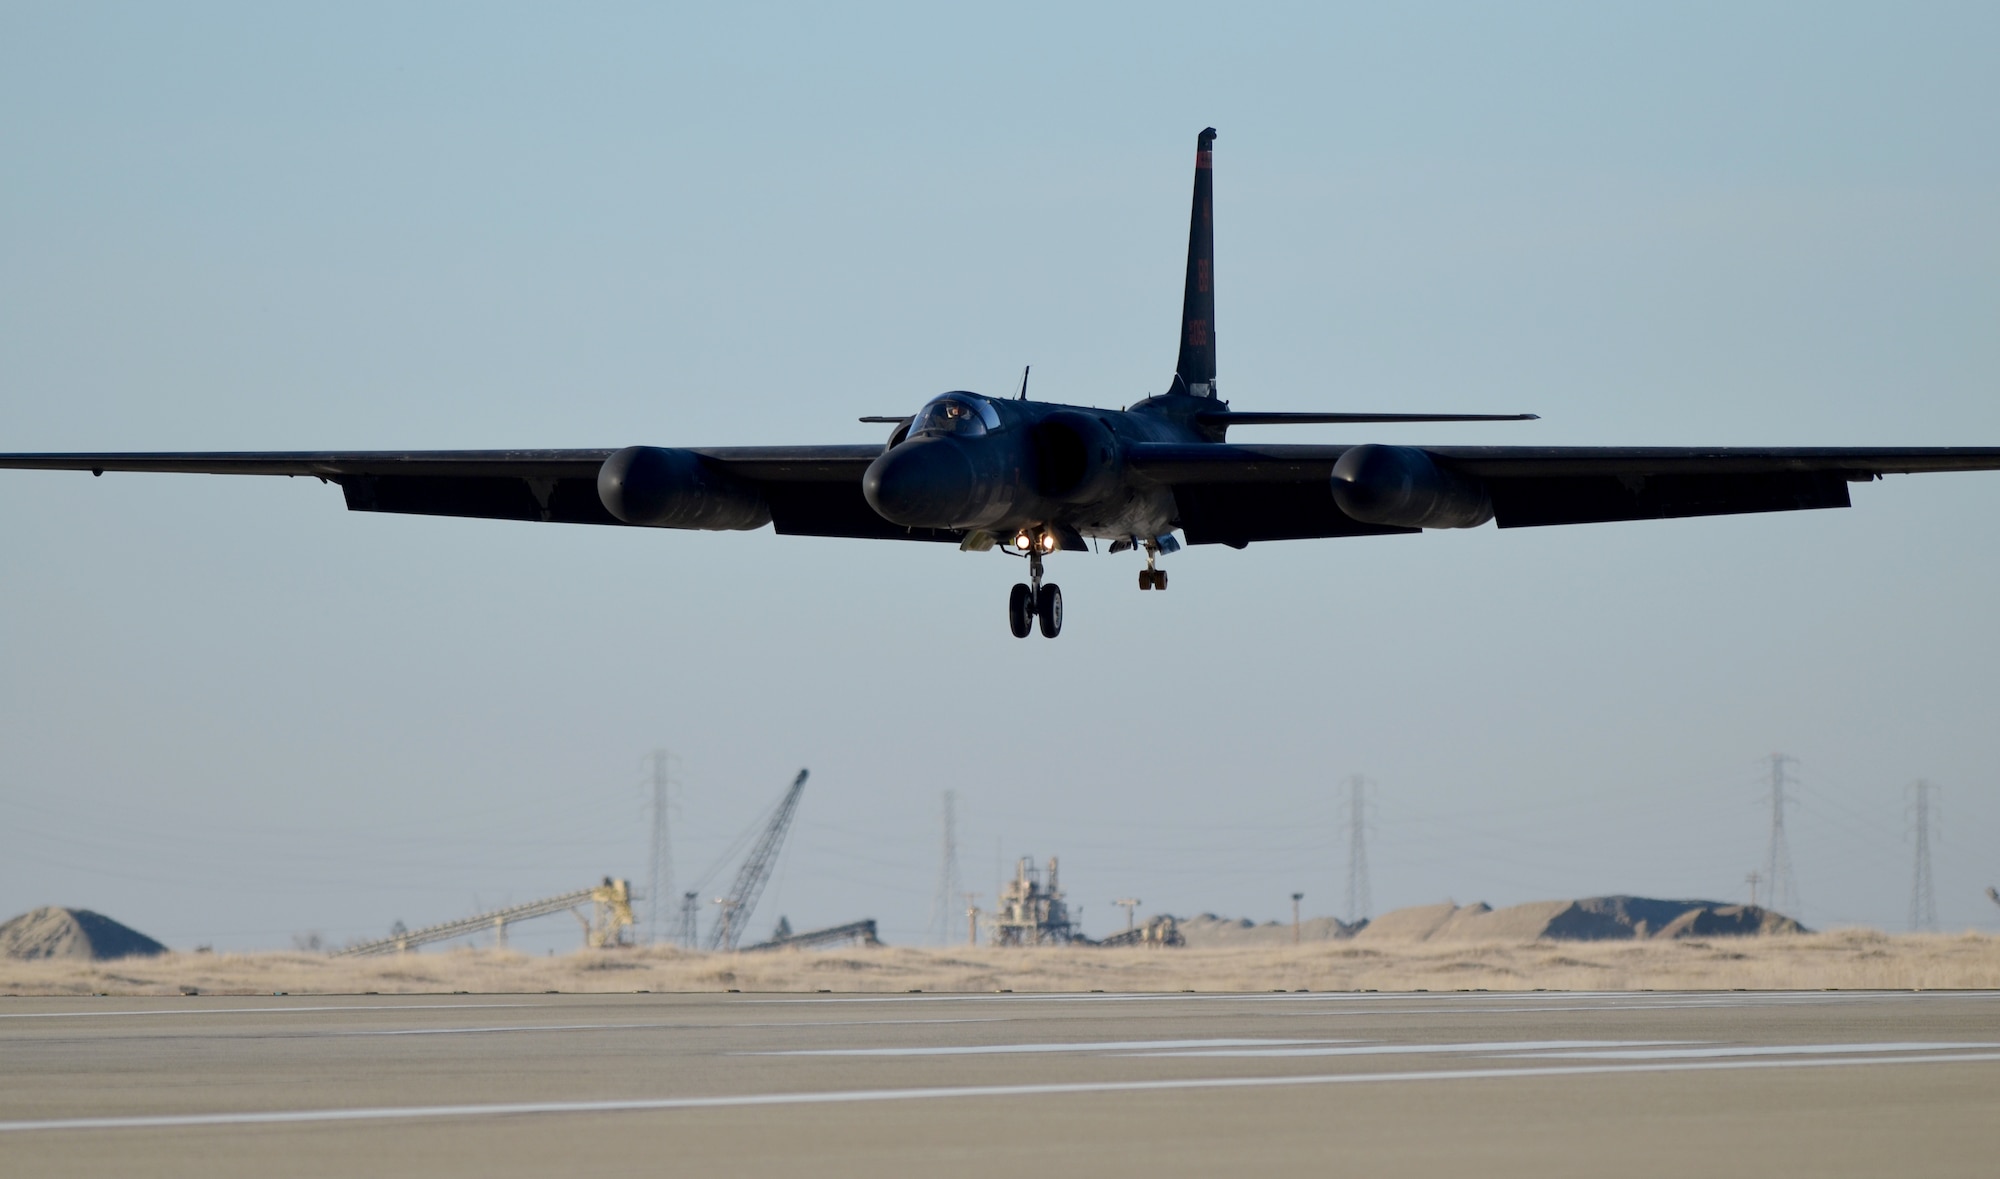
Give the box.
[647,750,677,947]
[962,893,981,946]
[1291,892,1304,944]
[1343,775,1372,925]
[1745,870,1762,908]
[1764,754,1800,917]
[1114,898,1140,933]
[929,791,962,945]
[1908,780,1938,932]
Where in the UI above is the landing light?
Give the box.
[1014,531,1033,551]
[1038,533,1057,553]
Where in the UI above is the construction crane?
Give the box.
[335,878,635,957]
[705,769,809,951]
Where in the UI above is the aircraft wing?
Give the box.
[0,445,959,541]
[1129,443,2000,546]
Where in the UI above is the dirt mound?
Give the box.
[1354,901,1466,941]
[1354,896,1806,943]
[1173,914,1361,947]
[0,907,168,960]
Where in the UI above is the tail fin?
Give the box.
[1171,127,1219,399]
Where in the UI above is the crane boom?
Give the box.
[706,769,809,950]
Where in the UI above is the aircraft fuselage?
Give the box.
[863,390,1214,553]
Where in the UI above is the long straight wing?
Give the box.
[0,445,962,541]
[1127,443,2000,545]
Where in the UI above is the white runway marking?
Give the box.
[334,1017,1010,1038]
[6,1051,1997,1134]
[1502,1042,2000,1060]
[1130,1039,1680,1058]
[751,1038,1350,1057]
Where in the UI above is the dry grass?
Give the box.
[4,929,1998,996]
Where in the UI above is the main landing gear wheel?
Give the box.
[1138,568,1170,591]
[1008,583,1033,638]
[1037,584,1063,638]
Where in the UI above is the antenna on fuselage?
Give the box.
[1018,365,1031,400]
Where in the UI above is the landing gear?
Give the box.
[1037,584,1063,637]
[1007,548,1063,638]
[1008,583,1033,638]
[1138,540,1169,591]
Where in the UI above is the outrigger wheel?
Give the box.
[1008,583,1034,638]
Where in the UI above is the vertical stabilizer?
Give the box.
[1171,127,1219,399]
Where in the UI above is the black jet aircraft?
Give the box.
[8,127,2000,638]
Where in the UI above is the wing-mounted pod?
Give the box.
[597,446,772,530]
[1031,410,1125,504]
[1331,444,1492,529]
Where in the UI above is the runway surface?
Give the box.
[3,988,1997,1176]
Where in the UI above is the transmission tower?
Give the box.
[676,891,699,948]
[1343,774,1372,925]
[1908,780,1938,932]
[927,790,962,945]
[1763,754,1800,916]
[647,750,677,946]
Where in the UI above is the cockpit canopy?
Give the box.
[908,393,1001,438]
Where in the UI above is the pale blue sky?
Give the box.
[3,3,1997,951]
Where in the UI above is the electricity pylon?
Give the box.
[647,750,677,946]
[928,790,962,945]
[1764,754,1800,916]
[1908,780,1938,932]
[1343,775,1372,925]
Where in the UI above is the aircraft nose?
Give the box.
[863,437,978,527]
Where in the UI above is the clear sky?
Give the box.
[3,3,1997,953]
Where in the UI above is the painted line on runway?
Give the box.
[6,1051,2000,1134]
[1129,1039,1684,1058]
[0,1003,538,1020]
[746,1038,1353,1057]
[331,1017,1012,1038]
[1499,1042,2000,1061]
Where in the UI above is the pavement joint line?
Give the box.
[6,1050,2000,1134]
[0,1003,538,1020]
[741,989,1996,1007]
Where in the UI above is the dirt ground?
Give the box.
[5,928,1998,996]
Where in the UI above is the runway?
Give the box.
[3,989,1996,1176]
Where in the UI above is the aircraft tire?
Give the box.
[1008,583,1034,638]
[1138,570,1153,590]
[1037,584,1063,638]
[1156,570,1167,590]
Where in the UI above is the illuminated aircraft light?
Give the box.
[1014,531,1033,550]
[1039,533,1057,553]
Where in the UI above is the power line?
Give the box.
[927,790,961,945]
[1908,780,1938,932]
[1764,754,1800,917]
[1343,774,1372,925]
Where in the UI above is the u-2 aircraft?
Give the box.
[8,127,2000,638]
